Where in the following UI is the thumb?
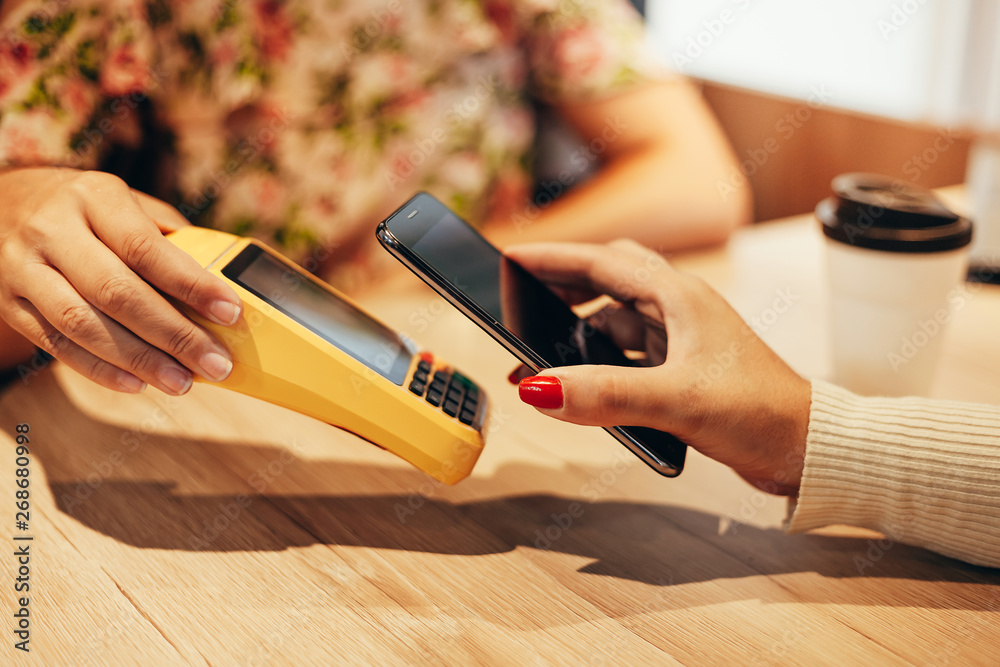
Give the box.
[517,366,666,429]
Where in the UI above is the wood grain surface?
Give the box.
[1,207,999,666]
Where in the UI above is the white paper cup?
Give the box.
[968,136,1000,270]
[824,240,969,396]
[817,174,973,397]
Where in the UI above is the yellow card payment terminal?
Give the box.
[167,226,488,484]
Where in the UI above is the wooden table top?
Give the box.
[3,205,999,665]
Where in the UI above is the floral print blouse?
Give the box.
[0,0,653,287]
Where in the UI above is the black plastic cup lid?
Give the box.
[816,173,973,253]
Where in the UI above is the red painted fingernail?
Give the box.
[518,376,563,409]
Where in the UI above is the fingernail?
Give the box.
[209,300,241,326]
[158,366,193,395]
[508,368,523,384]
[117,371,146,393]
[199,351,233,382]
[518,376,563,409]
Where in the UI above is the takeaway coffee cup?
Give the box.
[817,173,974,396]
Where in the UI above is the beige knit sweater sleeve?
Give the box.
[786,380,1000,568]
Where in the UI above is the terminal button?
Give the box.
[431,370,449,390]
[426,388,443,407]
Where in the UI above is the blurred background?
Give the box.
[633,0,1000,263]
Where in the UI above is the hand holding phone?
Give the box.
[377,193,688,477]
[503,240,813,496]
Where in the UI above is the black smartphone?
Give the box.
[376,192,686,477]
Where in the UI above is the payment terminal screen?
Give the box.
[223,245,413,385]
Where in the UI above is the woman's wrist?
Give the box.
[736,374,811,496]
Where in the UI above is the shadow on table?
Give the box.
[3,370,999,617]
[39,475,1000,617]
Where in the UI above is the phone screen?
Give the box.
[406,202,634,370]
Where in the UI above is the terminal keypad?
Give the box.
[408,356,481,427]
